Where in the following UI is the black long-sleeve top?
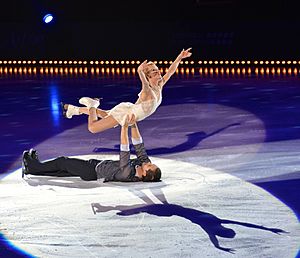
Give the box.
[95,142,151,182]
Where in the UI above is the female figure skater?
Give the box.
[62,48,192,133]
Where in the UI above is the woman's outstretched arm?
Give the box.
[161,47,192,87]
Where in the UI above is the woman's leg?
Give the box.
[87,108,119,133]
[78,106,109,118]
[63,104,108,118]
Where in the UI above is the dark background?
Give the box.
[0,0,300,60]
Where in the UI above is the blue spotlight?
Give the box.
[43,14,54,24]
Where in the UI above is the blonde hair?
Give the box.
[144,62,157,78]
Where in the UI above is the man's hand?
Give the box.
[179,48,192,59]
[124,113,136,127]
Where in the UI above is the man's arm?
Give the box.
[161,48,192,87]
[131,123,142,144]
[114,117,132,181]
[131,122,151,164]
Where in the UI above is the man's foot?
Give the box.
[22,150,30,178]
[29,148,39,161]
[61,102,80,119]
[79,97,100,109]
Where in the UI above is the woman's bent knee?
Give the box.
[88,124,101,134]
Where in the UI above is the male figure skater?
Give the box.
[22,114,161,182]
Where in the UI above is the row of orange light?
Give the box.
[1,60,300,65]
[1,67,299,76]
[199,67,300,76]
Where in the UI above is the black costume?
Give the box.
[23,143,151,182]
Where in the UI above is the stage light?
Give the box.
[294,68,297,75]
[43,14,54,24]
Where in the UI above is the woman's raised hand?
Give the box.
[180,48,192,59]
[137,60,148,73]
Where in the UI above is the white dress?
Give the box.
[108,85,162,126]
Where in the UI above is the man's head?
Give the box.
[141,163,161,182]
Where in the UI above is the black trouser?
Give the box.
[26,156,99,181]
